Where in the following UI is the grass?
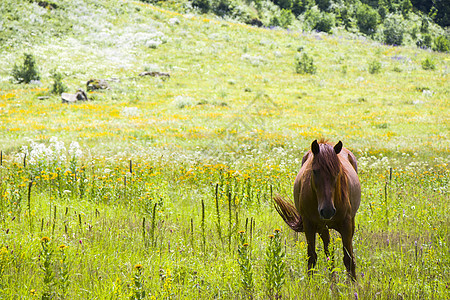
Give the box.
[0,0,449,299]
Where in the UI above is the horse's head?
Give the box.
[310,140,343,220]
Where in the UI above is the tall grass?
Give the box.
[0,144,448,298]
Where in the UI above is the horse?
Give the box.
[274,140,361,280]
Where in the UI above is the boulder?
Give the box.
[61,89,88,103]
[86,79,109,91]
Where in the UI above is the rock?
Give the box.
[139,71,170,78]
[61,89,88,104]
[86,79,109,91]
[76,89,88,101]
[61,93,77,103]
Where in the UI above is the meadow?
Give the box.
[0,0,449,299]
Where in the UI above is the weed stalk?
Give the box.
[215,183,223,244]
[201,199,206,252]
[237,231,254,299]
[265,229,285,299]
[151,203,157,247]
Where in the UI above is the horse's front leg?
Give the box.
[304,222,317,275]
[340,218,356,281]
[318,226,330,257]
[319,226,336,279]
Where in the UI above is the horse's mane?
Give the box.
[312,141,341,177]
[308,140,349,205]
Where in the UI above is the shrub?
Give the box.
[368,60,382,74]
[273,0,293,10]
[11,53,40,84]
[315,12,335,33]
[383,13,406,46]
[270,9,294,28]
[304,6,335,33]
[304,6,321,30]
[315,0,331,11]
[50,71,68,95]
[295,53,316,75]
[421,57,436,70]
[433,35,450,53]
[212,0,235,17]
[192,0,211,13]
[416,34,433,49]
[356,4,379,35]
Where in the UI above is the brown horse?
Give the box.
[274,140,361,280]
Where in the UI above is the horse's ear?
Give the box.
[334,141,343,154]
[311,140,320,155]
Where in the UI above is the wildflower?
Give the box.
[243,243,249,247]
[238,230,245,234]
[41,237,50,243]
[68,141,82,159]
[274,228,281,233]
[135,264,143,270]
[268,234,275,239]
[30,289,36,295]
[0,247,8,259]
[59,244,67,250]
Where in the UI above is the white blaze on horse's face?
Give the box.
[310,140,343,220]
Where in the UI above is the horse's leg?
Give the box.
[340,217,356,281]
[318,227,330,257]
[304,222,317,275]
[319,227,336,280]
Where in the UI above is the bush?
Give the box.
[356,4,379,35]
[383,13,406,46]
[212,0,235,17]
[270,9,294,28]
[368,60,382,74]
[315,12,335,33]
[273,0,293,10]
[50,71,68,95]
[11,53,40,84]
[421,57,436,70]
[295,53,316,74]
[416,34,432,49]
[304,6,335,33]
[433,35,450,53]
[192,0,211,13]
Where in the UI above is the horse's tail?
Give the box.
[273,196,303,232]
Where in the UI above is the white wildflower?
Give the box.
[69,141,83,159]
[121,107,141,117]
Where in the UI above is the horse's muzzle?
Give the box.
[320,207,336,219]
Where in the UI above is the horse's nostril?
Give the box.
[320,208,336,219]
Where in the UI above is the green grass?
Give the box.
[0,0,449,299]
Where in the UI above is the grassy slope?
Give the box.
[0,0,449,299]
[0,0,449,158]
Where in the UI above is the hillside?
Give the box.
[1,0,448,160]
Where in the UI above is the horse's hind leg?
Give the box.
[340,218,356,281]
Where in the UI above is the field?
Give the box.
[0,0,449,299]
